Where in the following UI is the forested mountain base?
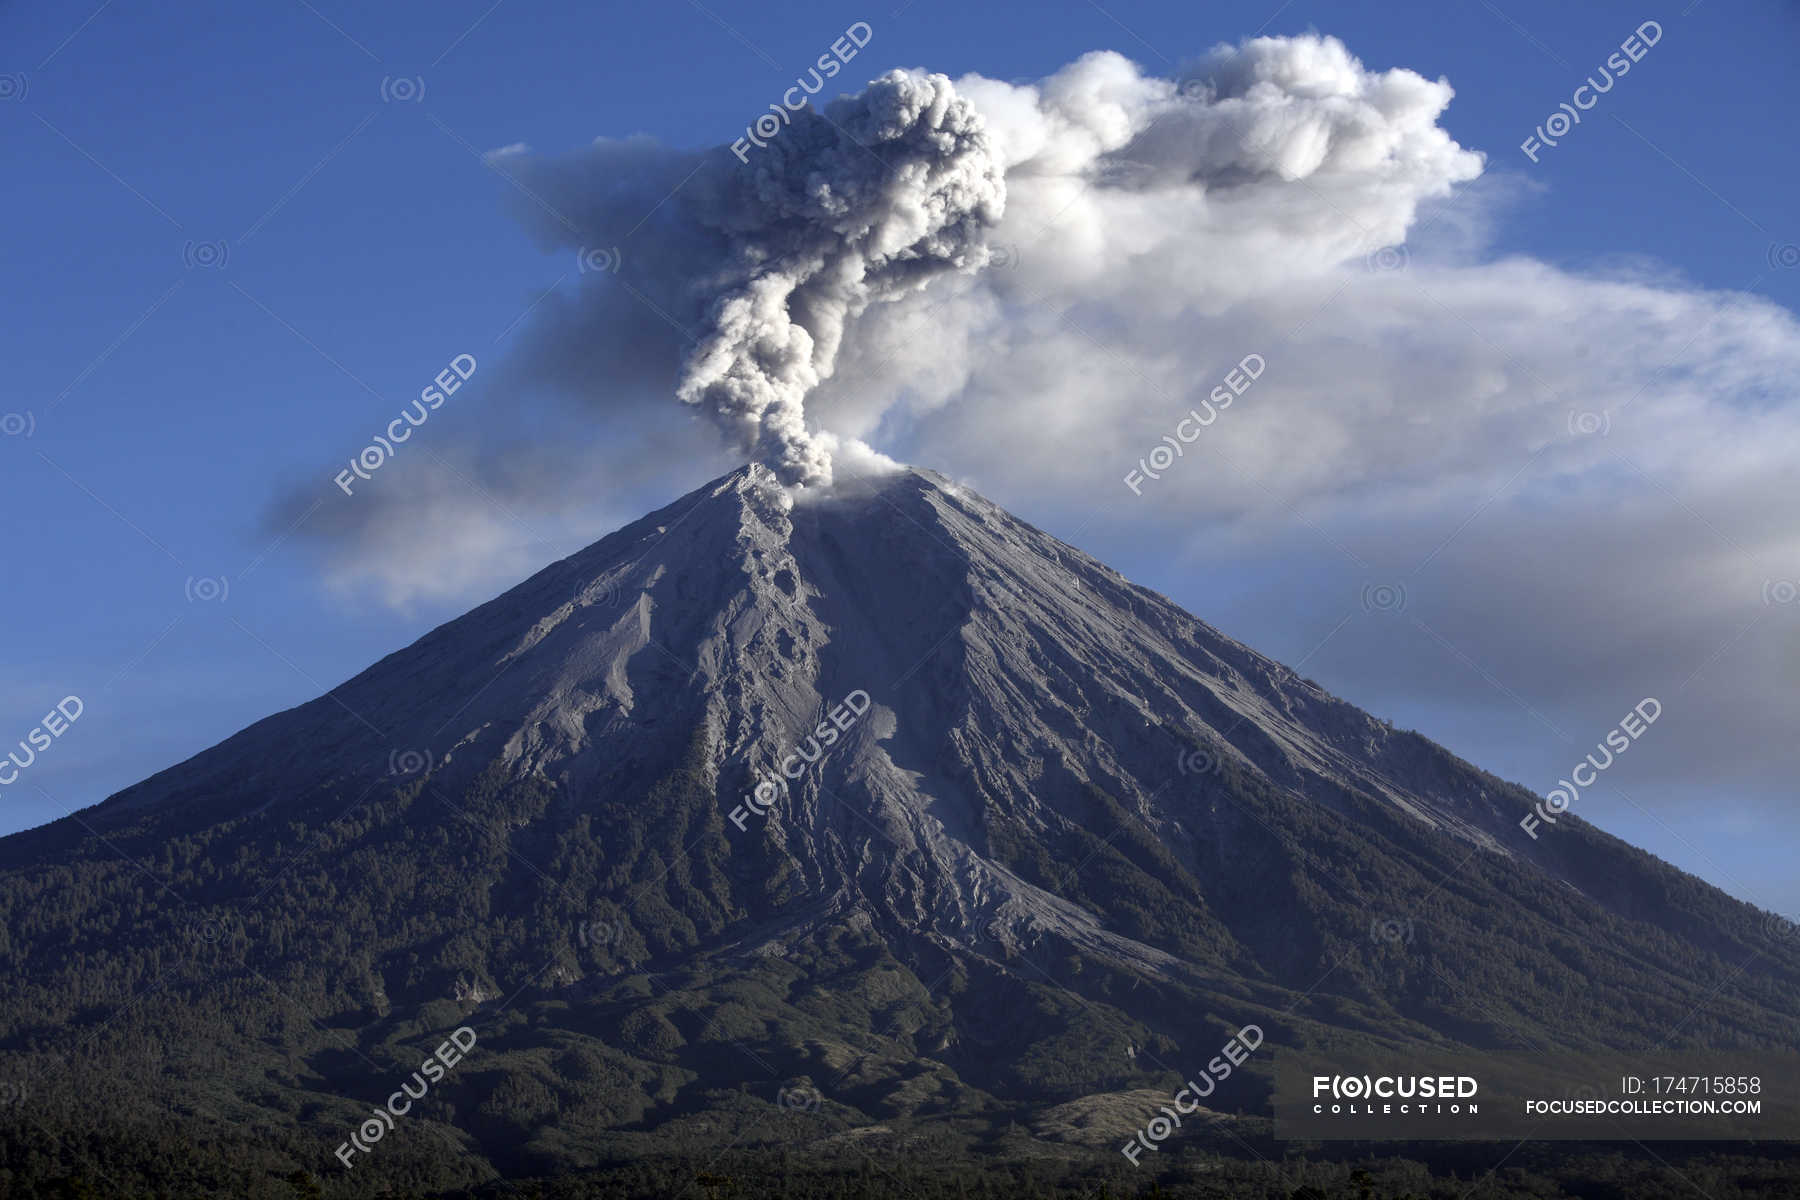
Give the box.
[5,1111,1800,1200]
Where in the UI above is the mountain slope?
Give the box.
[0,464,1794,1187]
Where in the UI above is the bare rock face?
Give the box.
[6,463,1797,1172]
[92,465,1543,975]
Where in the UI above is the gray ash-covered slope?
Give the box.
[0,464,1795,1172]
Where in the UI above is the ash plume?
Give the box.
[492,69,1005,486]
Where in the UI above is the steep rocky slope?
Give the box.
[0,464,1793,1183]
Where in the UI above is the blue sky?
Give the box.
[5,0,1798,914]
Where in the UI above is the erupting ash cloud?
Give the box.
[492,70,1004,486]
[287,34,1499,598]
[486,36,1481,487]
[284,40,1800,836]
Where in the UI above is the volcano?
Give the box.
[1,464,1795,1189]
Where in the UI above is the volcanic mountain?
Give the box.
[1,464,1796,1189]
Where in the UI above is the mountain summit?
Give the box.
[2,464,1795,1182]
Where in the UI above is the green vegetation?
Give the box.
[1,720,1797,1196]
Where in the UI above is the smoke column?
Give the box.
[494,69,1005,486]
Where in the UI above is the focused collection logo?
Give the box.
[1311,1073,1480,1116]
[728,689,872,832]
[1121,1024,1263,1164]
